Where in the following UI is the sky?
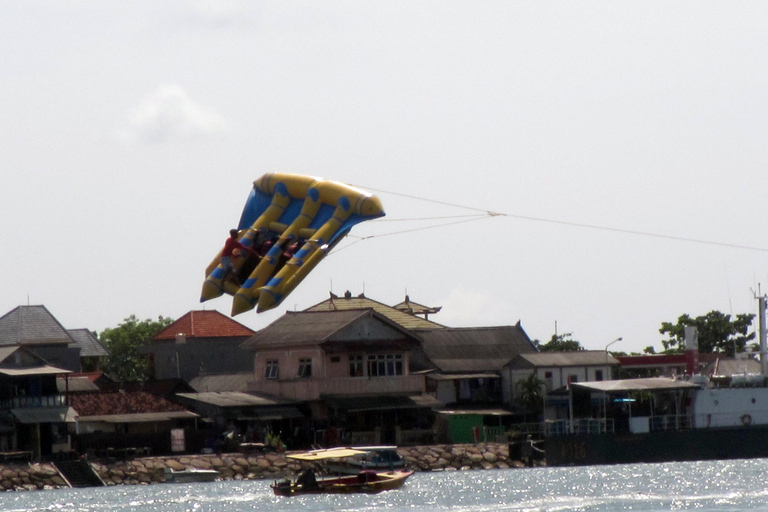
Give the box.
[3,1,768,355]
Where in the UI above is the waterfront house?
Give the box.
[503,351,621,421]
[0,345,75,460]
[141,310,255,382]
[242,306,441,446]
[68,390,199,456]
[413,323,537,405]
[412,323,538,443]
[0,305,83,372]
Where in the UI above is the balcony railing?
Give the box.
[248,374,424,400]
[0,395,68,409]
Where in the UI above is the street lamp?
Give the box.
[602,337,623,430]
[605,337,623,379]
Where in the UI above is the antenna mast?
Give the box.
[755,285,768,377]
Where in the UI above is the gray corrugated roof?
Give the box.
[305,293,444,330]
[242,309,419,349]
[0,306,75,346]
[704,358,762,376]
[11,407,78,424]
[67,329,109,357]
[573,377,700,393]
[324,394,443,412]
[512,351,620,368]
[188,373,254,392]
[0,365,70,376]
[415,325,537,373]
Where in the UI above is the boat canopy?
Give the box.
[287,448,368,461]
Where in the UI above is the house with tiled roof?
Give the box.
[0,306,81,372]
[412,323,538,406]
[242,307,440,446]
[140,310,255,382]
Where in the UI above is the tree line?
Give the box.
[534,310,756,357]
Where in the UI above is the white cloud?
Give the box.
[117,84,227,143]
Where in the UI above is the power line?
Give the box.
[352,183,768,253]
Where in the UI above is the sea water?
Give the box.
[2,458,768,512]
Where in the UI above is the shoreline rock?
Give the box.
[0,442,538,492]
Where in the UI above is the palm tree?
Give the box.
[516,373,546,420]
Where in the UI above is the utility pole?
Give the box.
[755,286,768,377]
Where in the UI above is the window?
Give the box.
[298,358,312,378]
[543,371,554,391]
[349,354,364,377]
[367,354,403,377]
[265,359,279,380]
[595,370,604,381]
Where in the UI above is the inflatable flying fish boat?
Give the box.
[200,173,385,315]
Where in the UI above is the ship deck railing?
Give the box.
[545,418,615,437]
[546,414,693,437]
[649,414,692,431]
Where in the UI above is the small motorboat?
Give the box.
[271,447,413,497]
[163,467,220,483]
[271,468,413,497]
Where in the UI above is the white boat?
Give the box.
[163,467,220,483]
[326,446,407,474]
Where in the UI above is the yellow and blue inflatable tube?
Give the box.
[201,173,384,315]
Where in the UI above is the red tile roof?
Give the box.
[68,391,188,416]
[153,310,255,340]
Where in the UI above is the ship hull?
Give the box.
[546,425,768,466]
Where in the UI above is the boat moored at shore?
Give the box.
[546,299,768,466]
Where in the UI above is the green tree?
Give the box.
[533,333,584,352]
[515,373,546,419]
[99,315,174,382]
[659,310,755,357]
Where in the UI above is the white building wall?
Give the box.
[505,364,614,404]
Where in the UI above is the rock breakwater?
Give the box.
[0,442,526,491]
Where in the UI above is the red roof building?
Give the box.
[141,310,256,382]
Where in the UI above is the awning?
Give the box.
[76,411,198,424]
[0,366,71,376]
[572,377,700,393]
[12,407,78,424]
[324,394,442,413]
[176,392,294,408]
[237,407,304,421]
